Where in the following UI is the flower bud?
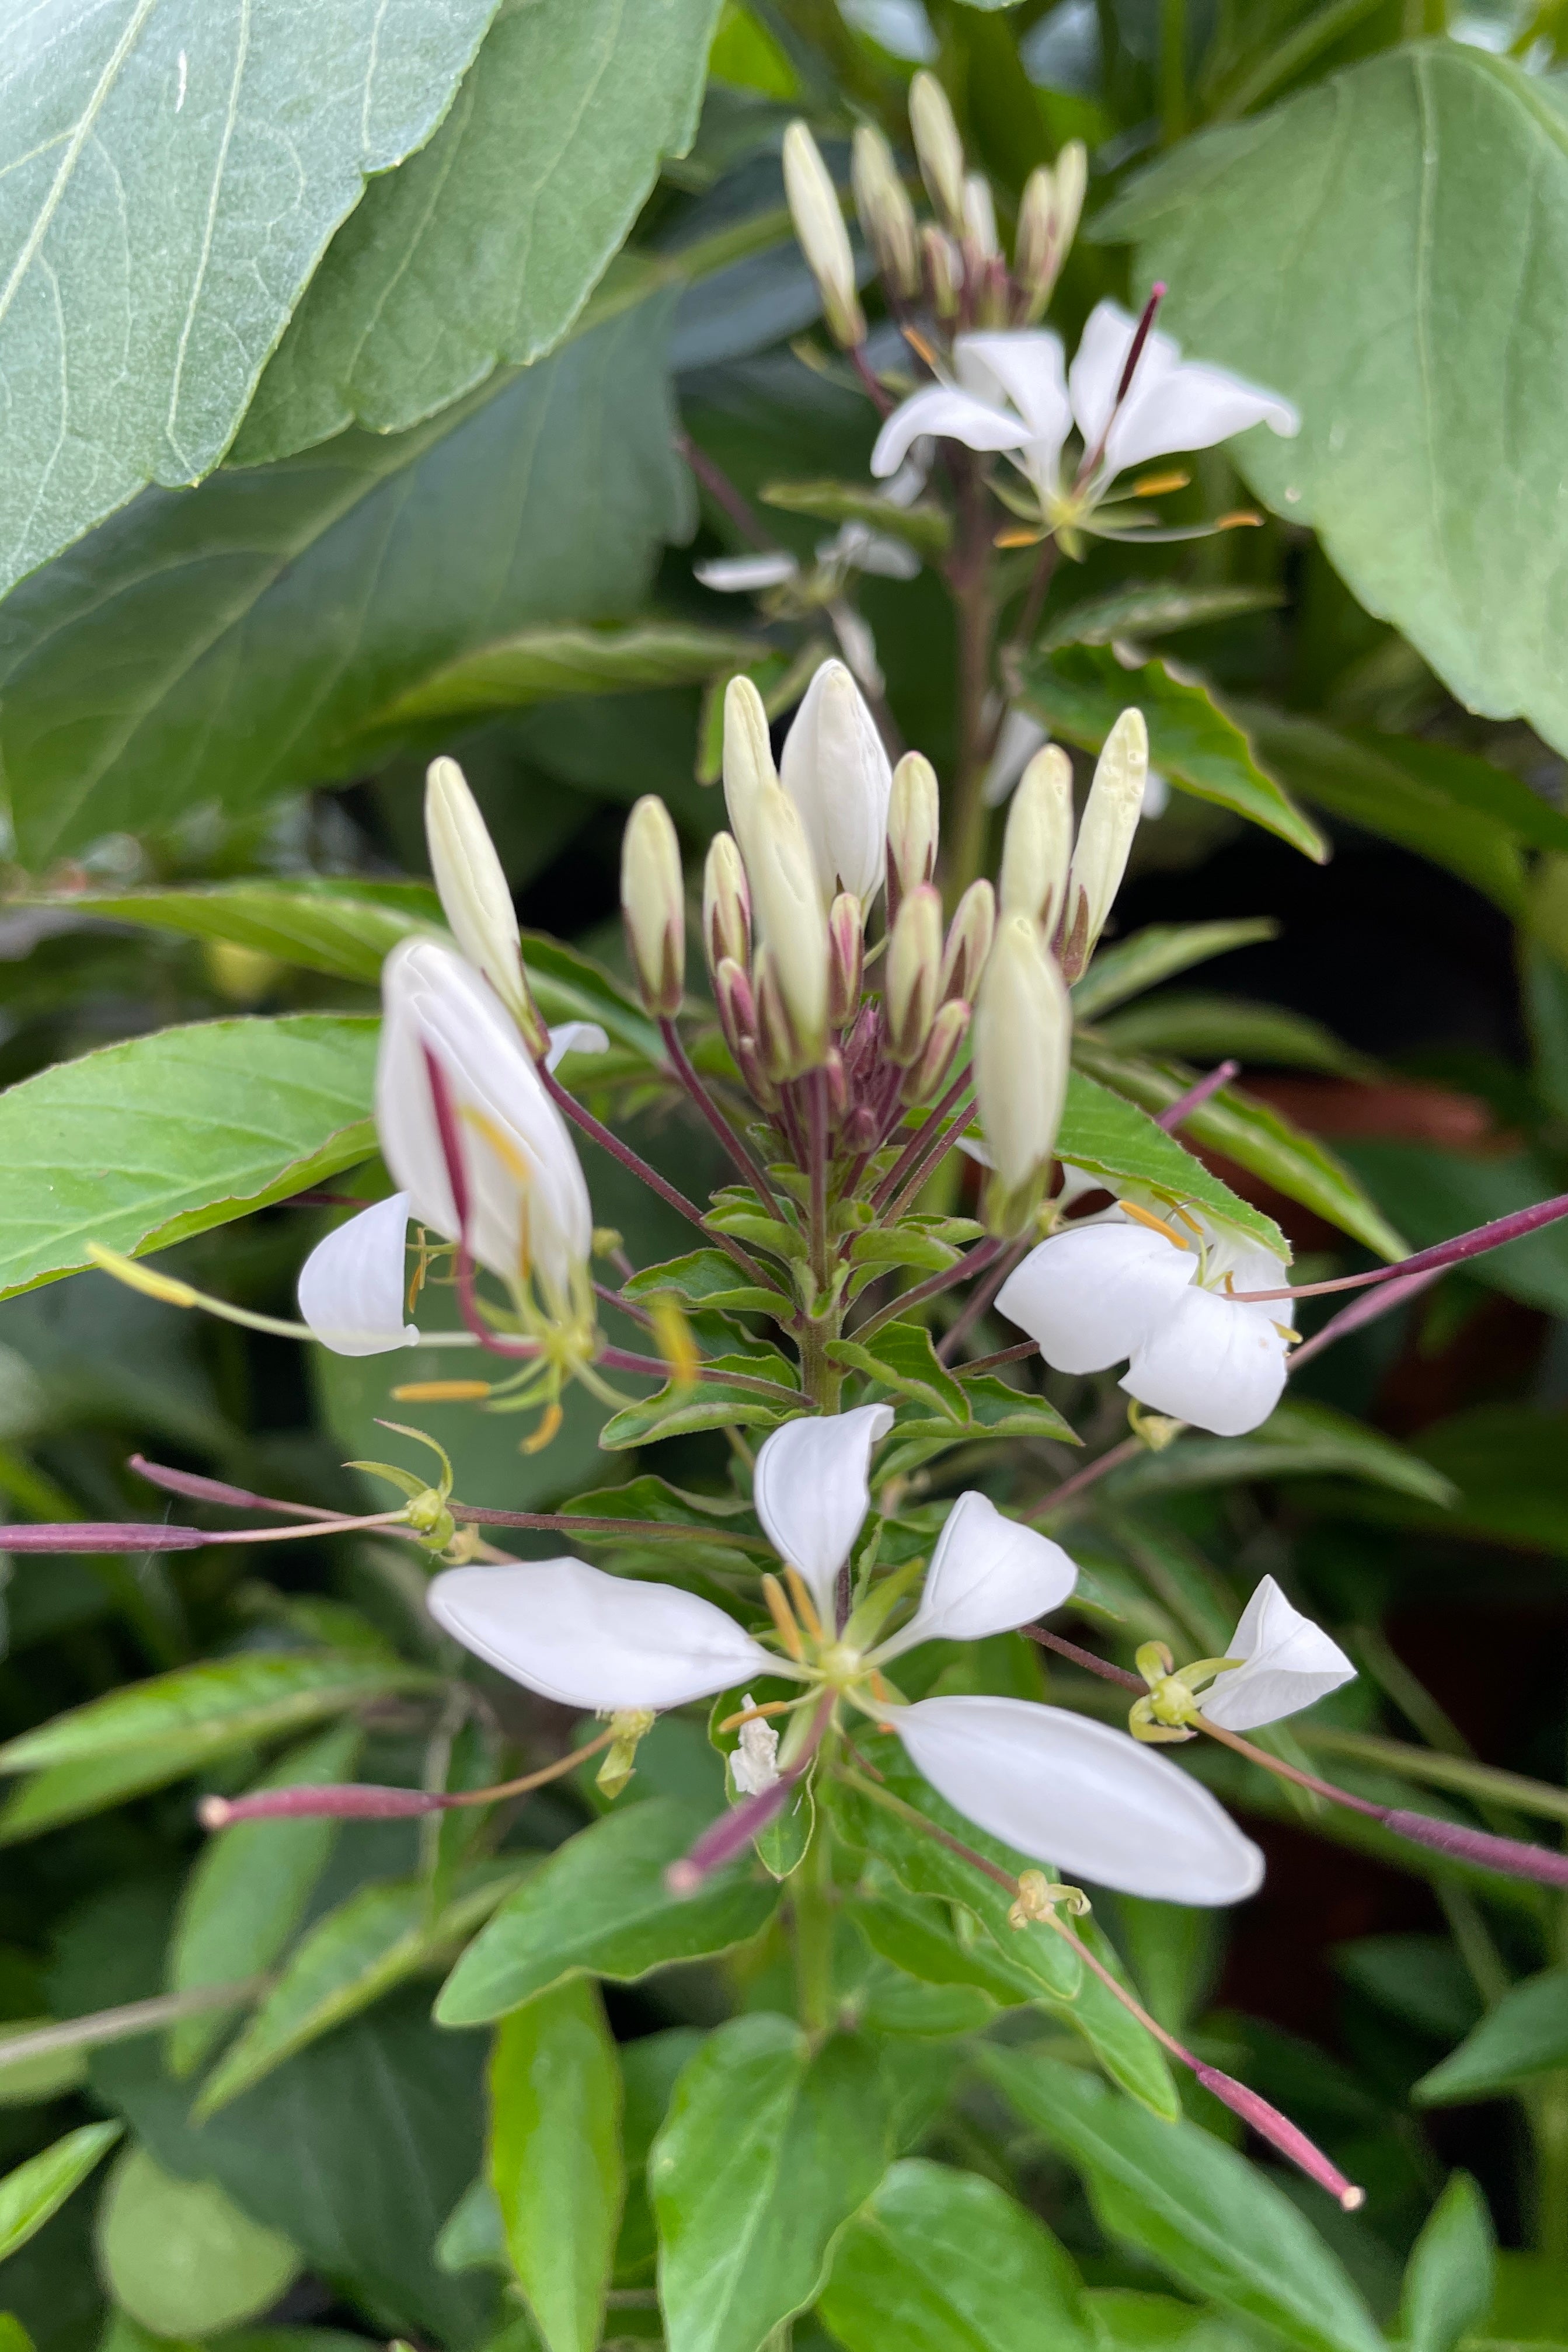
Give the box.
[783,121,866,351]
[424,756,545,1053]
[921,224,961,322]
[828,892,864,1029]
[748,786,830,1073]
[1014,144,1086,323]
[851,124,919,299]
[621,796,685,1018]
[940,878,995,1005]
[703,831,751,978]
[901,995,970,1107]
[909,70,966,234]
[715,956,777,1110]
[886,751,939,921]
[779,657,893,907]
[963,172,998,260]
[886,883,943,1067]
[999,744,1074,935]
[722,674,778,866]
[972,914,1072,1233]
[1061,709,1147,980]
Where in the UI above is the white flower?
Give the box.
[424,756,535,1039]
[872,303,1297,524]
[428,1408,1264,1905]
[695,551,801,593]
[732,1695,782,1795]
[543,1021,608,1073]
[780,660,894,908]
[996,1208,1293,1437]
[376,940,593,1319]
[1200,1576,1355,1733]
[297,1191,419,1357]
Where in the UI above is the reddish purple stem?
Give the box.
[1154,1060,1240,1131]
[1197,2068,1363,2208]
[202,1783,444,1825]
[1235,1189,1568,1302]
[131,1455,342,1521]
[1,1521,211,1552]
[665,1775,799,1894]
[1288,1266,1442,1367]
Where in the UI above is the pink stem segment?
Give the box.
[1155,1060,1239,1131]
[1234,1189,1568,1302]
[1196,2067,1363,2209]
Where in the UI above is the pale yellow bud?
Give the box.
[999,744,1074,936]
[1061,709,1147,980]
[703,831,751,978]
[972,914,1072,1231]
[963,172,998,259]
[783,121,866,351]
[886,883,943,1067]
[748,786,830,1072]
[1015,144,1087,322]
[909,70,966,234]
[886,751,939,920]
[921,222,961,321]
[722,675,778,867]
[621,796,685,1019]
[851,124,919,299]
[424,755,543,1051]
[940,878,995,1005]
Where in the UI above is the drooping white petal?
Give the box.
[872,384,1030,478]
[1121,1285,1289,1437]
[544,1022,609,1074]
[752,1403,895,1616]
[1200,1575,1356,1732]
[1067,299,1298,483]
[695,551,801,593]
[995,1222,1197,1374]
[377,939,592,1313]
[820,522,922,581]
[780,659,895,905]
[956,330,1072,489]
[296,1194,418,1357]
[427,1558,775,1712]
[876,1491,1078,1661]
[891,1694,1264,1902]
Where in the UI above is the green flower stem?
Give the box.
[792,1815,838,2038]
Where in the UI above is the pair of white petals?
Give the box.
[996,1216,1293,1437]
[872,302,1298,504]
[776,658,894,908]
[297,989,607,1354]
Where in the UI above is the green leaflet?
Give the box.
[1072,921,1280,1022]
[96,2145,302,2336]
[759,478,953,559]
[1099,996,1379,1082]
[1039,581,1285,653]
[487,1982,623,2352]
[15,882,444,988]
[621,1249,793,1319]
[435,1798,779,2024]
[828,1323,969,1423]
[1102,1399,1456,1508]
[0,0,501,595]
[1400,2175,1495,2352]
[598,1356,800,1449]
[0,1014,379,1301]
[648,2015,893,2352]
[1057,1071,1290,1257]
[1017,644,1325,860]
[1415,1970,1568,2105]
[367,621,762,733]
[0,2122,122,2263]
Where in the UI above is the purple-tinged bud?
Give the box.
[886,751,939,921]
[621,795,685,1017]
[825,1045,849,1122]
[852,124,920,301]
[828,892,865,1029]
[901,996,970,1106]
[940,878,995,1004]
[886,883,943,1068]
[714,955,757,1058]
[703,830,751,979]
[921,224,961,322]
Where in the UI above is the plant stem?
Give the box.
[1024,1433,1144,1521]
[661,1017,785,1210]
[793,1816,837,2038]
[943,455,999,906]
[869,1070,973,1212]
[936,1236,1032,1363]
[852,1237,1004,1344]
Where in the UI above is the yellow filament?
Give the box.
[761,1573,806,1663]
[1131,468,1190,496]
[1170,1204,1204,1236]
[994,525,1044,548]
[717,1698,800,1733]
[522,1400,564,1455]
[392,1379,493,1403]
[1120,1200,1192,1250]
[85,1243,197,1308]
[1216,510,1263,529]
[783,1566,826,1646]
[903,326,939,369]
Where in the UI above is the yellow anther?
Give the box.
[717,1699,799,1733]
[1216,510,1263,529]
[1120,1200,1191,1249]
[994,525,1045,548]
[783,1566,827,1646]
[761,1572,807,1663]
[1131,468,1190,496]
[521,1400,564,1455]
[392,1379,493,1403]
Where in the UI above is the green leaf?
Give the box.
[0,2321,34,2352]
[488,1981,623,2352]
[0,2121,121,2263]
[235,0,723,463]
[759,479,952,560]
[95,2145,300,2336]
[0,0,501,596]
[1072,1046,1406,1260]
[166,1723,364,2076]
[621,1249,792,1319]
[1098,45,1568,762]
[17,882,443,988]
[1341,1145,1568,1316]
[0,1014,379,1302]
[0,1651,430,1775]
[1100,996,1378,1082]
[1400,2173,1494,2352]
[0,1735,273,1846]
[1104,1399,1456,1508]
[435,1797,778,2025]
[598,1358,799,1449]
[980,2050,1384,2352]
[614,2027,704,2286]
[1072,921,1280,1023]
[193,1867,523,2117]
[0,297,691,863]
[1056,1071,1289,1257]
[1399,1405,1568,1554]
[828,1322,969,1422]
[648,2015,892,2352]
[1039,582,1284,653]
[367,621,761,733]
[1017,646,1326,860]
[0,2020,88,2109]
[818,2156,1092,2352]
[850,1881,1036,2006]
[1416,1970,1568,2106]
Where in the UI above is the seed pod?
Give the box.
[783,121,866,350]
[940,878,995,1005]
[852,123,920,299]
[999,744,1074,936]
[621,796,685,1018]
[886,883,943,1068]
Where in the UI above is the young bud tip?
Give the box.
[198,1796,233,1830]
[783,120,866,351]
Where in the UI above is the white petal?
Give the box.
[956,330,1072,478]
[1122,1287,1288,1437]
[1067,299,1137,458]
[872,384,1030,477]
[876,1491,1078,1660]
[544,1021,609,1074]
[1201,1575,1356,1732]
[982,709,1048,808]
[695,551,800,591]
[296,1194,418,1357]
[891,1695,1263,1903]
[1107,350,1299,480]
[824,525,921,581]
[780,659,894,905]
[995,1222,1196,1374]
[752,1403,895,1616]
[427,1558,775,1711]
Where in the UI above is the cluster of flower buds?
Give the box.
[786,78,1086,351]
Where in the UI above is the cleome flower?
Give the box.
[1129,1576,1356,1743]
[428,1404,1270,1904]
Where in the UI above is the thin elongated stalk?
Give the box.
[851,1236,1004,1344]
[0,1981,270,2072]
[937,1238,1033,1363]
[870,1069,974,1211]
[660,1017,785,1211]
[1233,1190,1568,1302]
[1154,1060,1239,1131]
[1025,1434,1143,1521]
[200,1726,623,1827]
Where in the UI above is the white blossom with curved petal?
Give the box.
[1200,1576,1355,1733]
[996,1222,1197,1374]
[543,1022,609,1073]
[876,1491,1076,1659]
[296,1191,418,1357]
[751,1403,895,1616]
[779,660,894,907]
[1069,301,1298,482]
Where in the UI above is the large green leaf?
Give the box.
[435,1798,779,2025]
[1072,921,1280,1023]
[1056,1071,1289,1257]
[236,0,723,463]
[1415,1970,1568,2106]
[649,2015,891,2352]
[1017,645,1325,860]
[818,2158,1092,2352]
[16,882,444,988]
[1099,45,1568,759]
[0,0,501,596]
[0,297,691,863]
[0,2123,121,2263]
[488,1982,623,2352]
[981,2050,1384,2352]
[1103,1398,1455,1508]
[367,621,764,733]
[0,1014,378,1301]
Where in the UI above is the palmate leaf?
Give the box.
[0,0,502,597]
